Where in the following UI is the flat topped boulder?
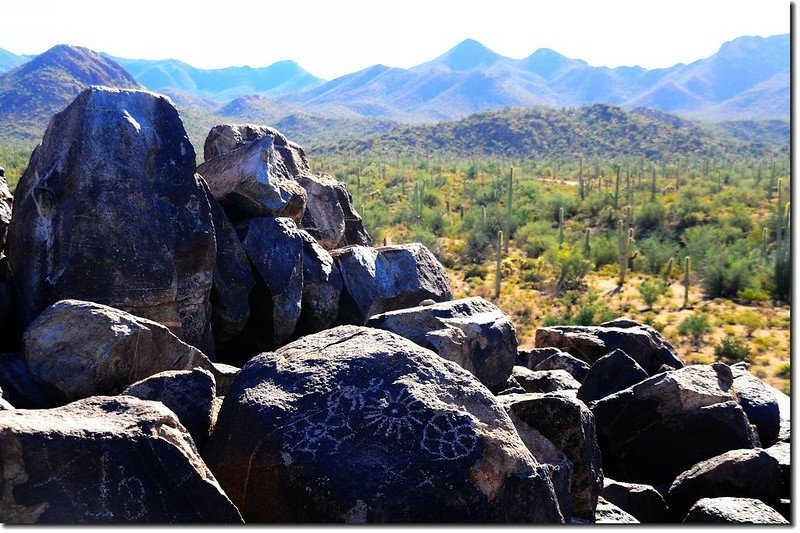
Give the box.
[334,244,452,325]
[0,395,242,523]
[367,297,517,389]
[535,319,683,375]
[683,497,788,524]
[7,87,215,353]
[202,326,563,523]
[23,300,213,403]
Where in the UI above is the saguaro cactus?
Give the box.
[618,220,635,286]
[558,207,565,245]
[583,228,591,258]
[614,164,621,209]
[495,230,503,299]
[651,164,657,201]
[505,167,513,253]
[663,257,675,285]
[579,156,585,201]
[683,256,691,309]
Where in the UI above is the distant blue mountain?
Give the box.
[0,47,31,72]
[107,56,325,101]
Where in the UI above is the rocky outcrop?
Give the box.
[764,442,790,498]
[517,347,568,370]
[591,364,760,485]
[683,497,788,524]
[593,497,639,524]
[730,366,780,447]
[498,392,602,520]
[296,229,344,335]
[235,217,303,347]
[23,300,213,403]
[533,352,590,382]
[601,479,669,523]
[0,395,243,523]
[7,87,216,353]
[0,352,49,408]
[334,244,452,325]
[202,326,563,523]
[511,367,581,393]
[535,320,683,375]
[123,368,216,447]
[367,297,517,389]
[666,448,783,520]
[576,349,649,404]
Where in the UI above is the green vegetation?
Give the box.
[714,336,753,364]
[679,313,712,348]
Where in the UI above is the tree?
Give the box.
[714,336,752,364]
[638,279,667,310]
[678,313,711,349]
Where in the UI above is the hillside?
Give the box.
[0,47,29,72]
[0,45,142,143]
[311,104,786,160]
[110,56,324,101]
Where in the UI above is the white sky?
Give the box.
[1,0,790,79]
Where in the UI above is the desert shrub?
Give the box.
[542,314,561,327]
[589,233,618,268]
[637,236,679,275]
[638,279,667,309]
[714,336,752,364]
[516,220,557,258]
[678,312,711,348]
[775,363,790,379]
[737,310,763,337]
[699,253,757,299]
[547,244,591,291]
[636,200,666,235]
[738,287,770,303]
[459,232,492,264]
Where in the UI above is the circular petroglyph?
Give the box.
[421,413,478,460]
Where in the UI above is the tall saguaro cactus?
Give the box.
[579,156,585,201]
[651,164,657,201]
[558,207,565,245]
[495,230,503,299]
[614,164,621,209]
[618,221,634,287]
[683,256,691,309]
[505,167,513,253]
[583,228,591,258]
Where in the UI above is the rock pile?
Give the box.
[0,87,788,524]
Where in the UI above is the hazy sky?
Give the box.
[2,0,789,79]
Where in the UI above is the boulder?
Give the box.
[511,367,581,393]
[517,347,566,370]
[535,320,683,375]
[0,172,11,252]
[197,133,306,221]
[7,87,216,353]
[683,497,788,524]
[498,392,603,520]
[202,326,564,523]
[332,184,372,248]
[666,448,783,520]
[730,366,780,447]
[533,352,590,382]
[601,478,669,523]
[594,497,639,524]
[23,300,213,403]
[505,407,574,520]
[0,395,242,523]
[333,244,452,325]
[235,217,303,348]
[494,376,526,396]
[367,297,517,389]
[297,173,347,249]
[0,352,49,408]
[123,368,216,447]
[591,364,760,485]
[764,442,790,498]
[210,362,240,397]
[576,349,649,404]
[296,229,344,335]
[207,190,255,349]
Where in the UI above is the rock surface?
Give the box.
[731,366,780,447]
[683,497,788,524]
[535,321,683,375]
[7,87,216,353]
[0,395,242,523]
[591,364,760,485]
[498,392,603,520]
[0,172,12,252]
[334,244,452,325]
[764,442,790,497]
[0,351,50,408]
[666,448,783,520]
[203,326,563,523]
[512,367,581,393]
[235,216,303,347]
[123,368,216,447]
[594,497,639,524]
[23,300,213,403]
[367,297,517,389]
[601,478,669,523]
[576,349,649,404]
[517,347,567,370]
[296,229,344,335]
[533,352,590,382]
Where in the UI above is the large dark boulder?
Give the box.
[594,497,639,524]
[202,326,564,523]
[333,244,452,325]
[207,190,255,350]
[0,352,49,408]
[0,395,242,523]
[601,478,669,523]
[731,366,780,447]
[577,349,649,404]
[498,392,603,520]
[296,229,344,335]
[235,216,303,348]
[123,368,216,448]
[7,87,216,354]
[533,352,590,382]
[367,297,517,389]
[535,320,683,375]
[511,367,581,393]
[666,448,783,520]
[764,442,790,498]
[23,300,214,403]
[517,347,567,370]
[591,364,760,485]
[683,497,788,524]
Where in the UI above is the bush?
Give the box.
[714,336,752,364]
[737,287,770,303]
[547,244,591,291]
[737,310,763,337]
[636,200,666,235]
[589,234,618,268]
[699,252,758,299]
[542,314,561,327]
[775,363,790,379]
[638,279,667,309]
[678,312,711,348]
